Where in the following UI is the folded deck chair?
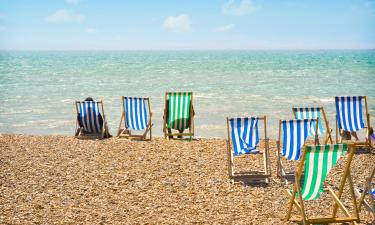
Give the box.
[285,144,359,225]
[75,100,110,139]
[355,166,375,220]
[163,92,194,140]
[117,96,152,140]
[226,116,271,184]
[335,96,372,148]
[292,107,333,144]
[277,119,318,184]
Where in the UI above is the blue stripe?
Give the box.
[282,121,287,157]
[125,98,130,129]
[243,117,249,146]
[230,119,238,155]
[288,121,294,159]
[335,97,342,130]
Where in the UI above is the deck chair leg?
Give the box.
[117,112,125,137]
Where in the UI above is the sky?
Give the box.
[0,0,374,50]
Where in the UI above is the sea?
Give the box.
[0,50,374,139]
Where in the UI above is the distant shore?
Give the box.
[0,134,374,224]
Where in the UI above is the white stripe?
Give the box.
[136,99,142,130]
[343,97,351,131]
[349,97,355,131]
[233,119,241,154]
[337,98,345,130]
[310,146,324,199]
[291,121,298,160]
[185,94,189,128]
[127,99,134,129]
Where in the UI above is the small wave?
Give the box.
[320,98,334,103]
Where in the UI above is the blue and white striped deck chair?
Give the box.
[226,116,271,184]
[277,119,318,183]
[335,96,372,147]
[117,96,152,140]
[75,100,109,139]
[292,107,333,144]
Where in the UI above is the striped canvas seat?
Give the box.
[301,144,347,200]
[229,117,260,155]
[226,116,271,184]
[124,97,149,130]
[167,92,192,131]
[286,144,359,224]
[335,96,365,132]
[293,107,325,137]
[281,119,312,160]
[77,101,103,133]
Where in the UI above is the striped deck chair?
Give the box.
[163,92,194,140]
[286,144,359,225]
[226,116,271,184]
[277,119,318,184]
[335,96,372,148]
[292,107,333,144]
[74,100,110,139]
[355,166,375,220]
[117,96,152,140]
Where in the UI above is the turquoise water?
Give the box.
[0,50,374,138]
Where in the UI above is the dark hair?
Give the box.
[85,97,94,101]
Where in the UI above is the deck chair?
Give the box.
[226,116,271,184]
[285,144,359,225]
[292,107,333,144]
[163,92,194,140]
[355,166,375,220]
[335,96,372,148]
[277,119,318,184]
[117,96,152,140]
[74,100,110,139]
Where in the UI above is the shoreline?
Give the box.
[1,134,374,224]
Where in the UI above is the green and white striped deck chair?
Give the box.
[163,92,194,140]
[286,144,359,225]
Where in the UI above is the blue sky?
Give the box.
[0,0,374,50]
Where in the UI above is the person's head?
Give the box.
[85,97,94,101]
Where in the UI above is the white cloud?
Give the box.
[163,14,191,32]
[66,0,81,4]
[214,24,234,32]
[86,27,97,33]
[222,0,259,16]
[46,10,85,24]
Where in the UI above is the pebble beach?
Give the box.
[1,134,374,224]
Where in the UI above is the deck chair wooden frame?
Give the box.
[226,116,271,184]
[163,92,195,140]
[292,107,333,144]
[276,119,319,184]
[74,100,110,139]
[117,96,153,141]
[285,144,359,225]
[355,165,375,220]
[335,96,372,148]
